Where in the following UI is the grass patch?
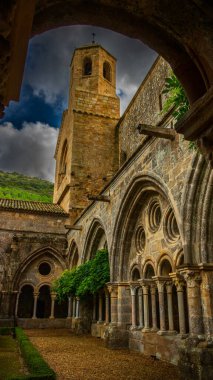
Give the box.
[0,328,56,380]
[0,336,25,380]
[0,171,54,203]
[10,328,56,380]
[0,327,15,336]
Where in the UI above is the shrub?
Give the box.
[7,328,56,380]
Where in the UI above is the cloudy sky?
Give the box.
[0,26,157,181]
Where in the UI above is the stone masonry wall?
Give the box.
[118,57,172,163]
[0,210,68,292]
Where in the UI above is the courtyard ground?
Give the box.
[26,329,181,380]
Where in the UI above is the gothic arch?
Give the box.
[181,154,213,263]
[143,261,156,279]
[157,255,174,276]
[13,246,67,290]
[130,265,141,281]
[68,240,79,269]
[111,173,182,282]
[82,218,108,263]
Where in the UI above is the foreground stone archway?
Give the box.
[1,1,213,150]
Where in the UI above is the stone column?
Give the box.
[138,287,144,329]
[92,294,97,322]
[105,291,110,324]
[75,297,80,318]
[98,293,103,323]
[117,282,131,327]
[142,284,150,331]
[108,284,118,325]
[199,264,213,337]
[130,285,137,328]
[166,282,175,333]
[15,291,20,318]
[175,279,186,335]
[150,284,158,331]
[50,293,56,319]
[72,297,76,318]
[67,296,72,319]
[157,282,166,334]
[32,292,38,319]
[182,269,203,336]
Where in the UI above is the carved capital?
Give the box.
[156,281,166,293]
[107,283,118,298]
[182,270,201,287]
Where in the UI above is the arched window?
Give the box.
[160,259,172,276]
[103,61,111,82]
[131,267,141,281]
[144,264,155,279]
[83,57,92,76]
[17,285,34,318]
[37,285,51,318]
[58,139,68,186]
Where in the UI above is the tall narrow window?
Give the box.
[58,139,68,186]
[103,61,111,82]
[83,57,92,76]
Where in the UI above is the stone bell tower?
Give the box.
[53,44,120,220]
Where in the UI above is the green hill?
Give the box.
[0,171,54,203]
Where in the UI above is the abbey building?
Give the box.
[0,44,213,379]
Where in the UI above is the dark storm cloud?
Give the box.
[3,85,63,129]
[1,26,157,180]
[0,122,58,181]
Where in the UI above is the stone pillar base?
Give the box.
[104,325,129,349]
[178,338,213,380]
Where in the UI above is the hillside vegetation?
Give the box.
[0,171,54,203]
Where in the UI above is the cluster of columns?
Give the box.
[15,290,72,319]
[67,296,80,319]
[92,290,110,324]
[130,275,188,335]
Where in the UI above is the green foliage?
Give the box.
[161,73,198,151]
[8,328,56,380]
[0,171,53,202]
[161,73,190,122]
[0,327,15,335]
[53,249,110,300]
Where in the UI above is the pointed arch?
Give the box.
[13,246,67,290]
[68,239,79,269]
[181,154,213,263]
[111,173,182,282]
[82,218,108,263]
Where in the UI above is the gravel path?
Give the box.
[26,329,180,380]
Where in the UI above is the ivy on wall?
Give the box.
[161,73,197,150]
[161,73,189,121]
[53,249,110,301]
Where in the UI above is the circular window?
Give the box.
[164,208,180,243]
[149,200,162,232]
[135,225,146,253]
[38,262,51,276]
